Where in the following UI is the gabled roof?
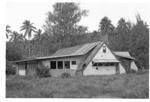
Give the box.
[37,41,102,59]
[114,51,135,60]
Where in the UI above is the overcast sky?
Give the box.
[6,0,149,32]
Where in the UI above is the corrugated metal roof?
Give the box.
[12,58,38,63]
[37,41,102,59]
[114,51,135,59]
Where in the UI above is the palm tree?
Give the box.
[33,29,43,56]
[9,31,19,42]
[17,33,24,41]
[20,20,36,40]
[34,29,42,41]
[20,20,36,57]
[6,25,11,39]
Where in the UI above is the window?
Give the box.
[93,63,98,66]
[64,61,70,69]
[109,63,115,66]
[98,63,103,66]
[58,61,63,69]
[51,61,56,69]
[72,61,76,65]
[92,63,116,67]
[103,46,106,53]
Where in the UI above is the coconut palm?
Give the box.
[34,29,42,41]
[33,29,43,56]
[20,20,36,40]
[20,20,36,57]
[6,25,11,39]
[9,31,19,42]
[17,33,24,41]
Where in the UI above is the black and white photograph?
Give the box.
[4,0,149,100]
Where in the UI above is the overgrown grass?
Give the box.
[6,71,149,98]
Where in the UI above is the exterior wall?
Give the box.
[83,62,117,75]
[26,62,38,76]
[118,57,132,73]
[15,61,38,76]
[93,43,116,60]
[83,43,121,76]
[17,64,26,76]
[119,63,126,73]
[130,61,138,71]
[41,55,86,77]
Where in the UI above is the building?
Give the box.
[13,41,138,77]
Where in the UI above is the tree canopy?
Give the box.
[44,3,88,43]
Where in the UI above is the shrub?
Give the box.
[130,69,137,73]
[6,61,16,75]
[61,72,71,78]
[136,70,148,75]
[36,64,51,78]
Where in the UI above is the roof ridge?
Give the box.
[53,41,101,53]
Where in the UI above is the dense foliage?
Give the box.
[6,3,149,71]
[36,63,51,78]
[61,72,71,78]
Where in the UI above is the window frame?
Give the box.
[57,61,63,69]
[102,45,106,53]
[64,61,70,69]
[72,61,76,65]
[50,61,57,69]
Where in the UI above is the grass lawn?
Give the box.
[6,71,149,98]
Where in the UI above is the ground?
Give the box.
[6,71,149,98]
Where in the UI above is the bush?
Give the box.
[36,64,51,78]
[6,61,16,75]
[61,72,71,78]
[130,69,137,73]
[136,70,148,75]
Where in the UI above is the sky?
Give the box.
[6,0,150,33]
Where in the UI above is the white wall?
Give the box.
[119,63,126,73]
[18,69,26,76]
[130,61,138,71]
[41,56,85,70]
[93,43,116,60]
[83,43,125,76]
[83,63,116,75]
[41,56,86,77]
